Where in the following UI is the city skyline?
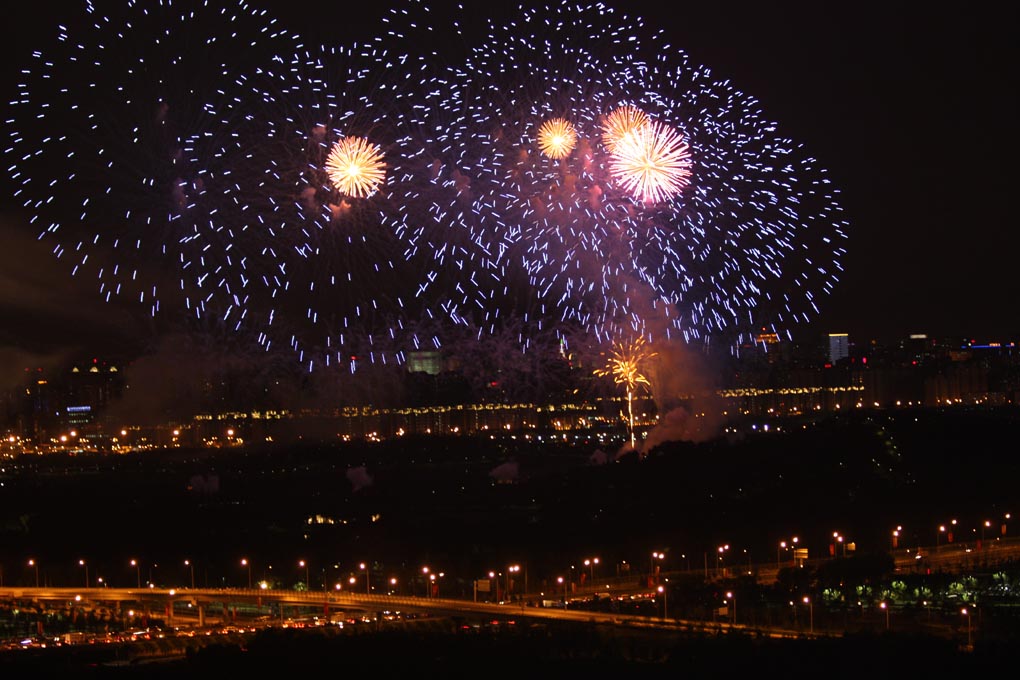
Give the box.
[0,1,1015,380]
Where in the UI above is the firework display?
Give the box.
[203,40,515,370]
[594,336,659,448]
[324,136,388,199]
[537,118,579,160]
[441,1,848,348]
[601,105,650,153]
[607,120,693,205]
[4,1,301,322]
[3,0,848,373]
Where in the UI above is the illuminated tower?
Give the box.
[828,333,849,365]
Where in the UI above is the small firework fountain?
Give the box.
[594,336,659,450]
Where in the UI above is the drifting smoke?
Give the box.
[640,339,729,453]
[347,465,374,492]
[489,460,519,483]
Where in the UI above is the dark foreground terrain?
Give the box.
[2,406,1016,586]
[1,406,1018,674]
[1,617,1014,679]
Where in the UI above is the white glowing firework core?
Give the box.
[609,122,692,204]
[324,136,387,198]
[537,117,578,159]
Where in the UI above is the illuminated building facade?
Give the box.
[828,333,849,365]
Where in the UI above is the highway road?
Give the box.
[2,536,1014,647]
[0,583,822,643]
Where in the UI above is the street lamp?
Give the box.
[650,551,664,584]
[241,558,252,589]
[657,585,668,620]
[803,596,813,633]
[937,519,957,548]
[508,564,520,600]
[583,557,599,585]
[28,559,39,587]
[79,559,89,589]
[184,560,195,589]
[961,607,972,649]
[299,560,310,590]
[360,562,370,594]
[777,537,798,568]
[880,601,890,629]
[130,559,141,588]
[726,591,736,625]
[832,531,846,558]
[716,545,729,577]
[422,567,430,598]
[557,576,566,603]
[891,525,902,550]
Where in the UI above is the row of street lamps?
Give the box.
[20,558,187,589]
[14,516,1012,592]
[0,537,866,592]
[8,554,984,645]
[17,557,382,592]
[884,515,1012,552]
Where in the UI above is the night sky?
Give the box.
[0,1,1015,379]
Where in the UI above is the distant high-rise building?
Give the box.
[828,333,849,364]
[408,350,443,376]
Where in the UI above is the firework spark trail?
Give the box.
[594,335,659,449]
[205,39,517,371]
[608,120,693,205]
[537,118,579,160]
[200,41,425,371]
[4,1,301,325]
[601,105,650,153]
[435,0,848,350]
[324,136,388,199]
[434,4,663,346]
[4,0,848,375]
[594,336,657,396]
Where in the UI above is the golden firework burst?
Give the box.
[600,105,649,152]
[594,336,658,449]
[536,117,578,159]
[594,336,657,393]
[609,121,692,204]
[324,136,387,198]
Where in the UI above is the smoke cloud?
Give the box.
[347,465,373,492]
[637,338,730,454]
